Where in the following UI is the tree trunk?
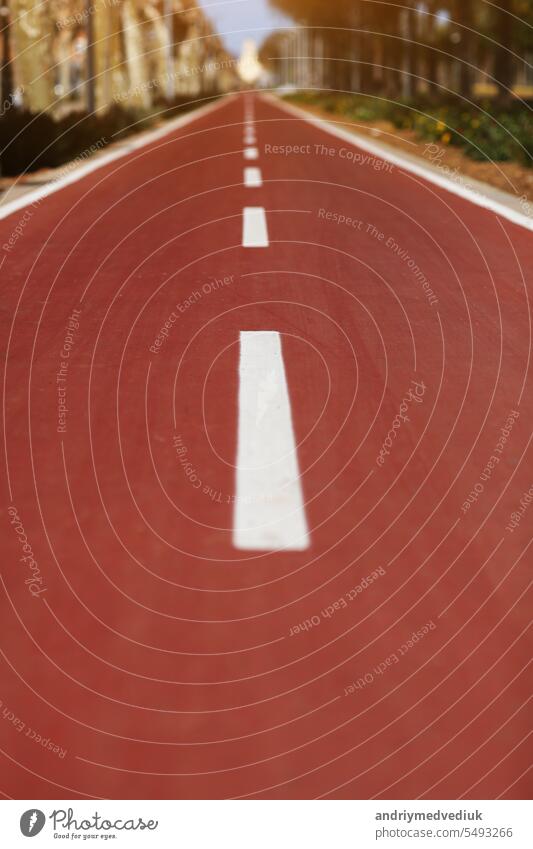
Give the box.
[359,5,375,95]
[401,7,414,100]
[453,0,472,100]
[493,0,514,103]
[384,9,403,99]
[1,6,14,105]
[91,0,128,111]
[121,0,151,109]
[10,0,55,112]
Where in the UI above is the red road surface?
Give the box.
[1,93,531,799]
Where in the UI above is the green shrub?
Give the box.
[285,91,533,166]
[0,95,206,177]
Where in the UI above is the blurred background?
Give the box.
[0,1,532,179]
[260,1,533,100]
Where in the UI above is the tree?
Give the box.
[492,0,514,102]
[267,0,532,102]
[9,0,55,111]
[268,0,417,97]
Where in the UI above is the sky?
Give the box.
[198,0,291,57]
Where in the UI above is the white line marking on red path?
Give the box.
[242,207,269,247]
[244,167,263,187]
[0,95,234,221]
[244,147,259,160]
[233,332,310,551]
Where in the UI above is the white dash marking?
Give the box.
[233,332,310,551]
[244,167,263,188]
[242,207,269,247]
[244,147,259,160]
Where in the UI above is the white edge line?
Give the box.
[264,94,533,233]
[0,95,234,222]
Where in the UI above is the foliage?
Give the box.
[268,0,533,102]
[286,91,533,165]
[0,97,201,176]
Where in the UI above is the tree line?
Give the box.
[264,1,533,103]
[1,0,236,115]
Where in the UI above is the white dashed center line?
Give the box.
[244,167,263,187]
[233,331,310,551]
[242,207,269,247]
